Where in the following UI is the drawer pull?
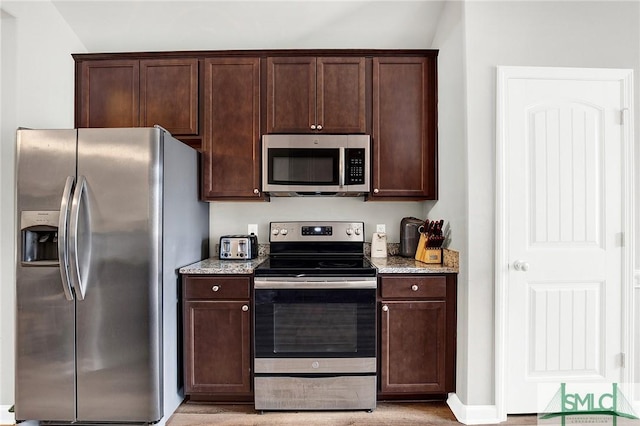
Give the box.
[382,305,389,312]
[212,285,220,292]
[242,305,249,312]
[411,284,419,291]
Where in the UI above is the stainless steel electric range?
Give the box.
[253,221,377,412]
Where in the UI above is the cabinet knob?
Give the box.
[253,188,260,195]
[373,188,379,194]
[242,305,249,312]
[310,124,317,130]
[212,285,220,292]
[317,124,323,130]
[411,284,419,291]
[382,305,389,312]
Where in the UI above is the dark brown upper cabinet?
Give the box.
[266,56,366,134]
[77,59,140,129]
[140,58,199,135]
[75,57,199,147]
[202,57,262,200]
[370,55,438,200]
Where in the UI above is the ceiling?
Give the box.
[49,0,446,52]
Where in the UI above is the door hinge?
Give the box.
[620,352,626,368]
[616,232,624,247]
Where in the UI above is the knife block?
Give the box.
[418,248,442,264]
[415,235,442,264]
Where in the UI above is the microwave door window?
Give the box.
[269,149,339,185]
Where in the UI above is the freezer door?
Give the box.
[15,129,77,422]
[74,128,163,422]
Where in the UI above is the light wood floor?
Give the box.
[167,401,539,425]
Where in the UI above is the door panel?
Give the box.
[266,57,316,133]
[503,70,627,413]
[78,60,139,128]
[75,128,162,422]
[202,57,261,199]
[15,130,77,421]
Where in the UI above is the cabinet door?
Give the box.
[371,56,437,199]
[266,57,316,133]
[380,300,446,393]
[78,60,139,128]
[140,58,199,135]
[317,57,366,133]
[202,57,261,199]
[184,300,251,394]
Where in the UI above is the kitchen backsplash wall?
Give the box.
[209,197,425,253]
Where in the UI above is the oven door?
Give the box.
[254,278,376,362]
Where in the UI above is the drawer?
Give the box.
[184,276,251,300]
[380,275,446,299]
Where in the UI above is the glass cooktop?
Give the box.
[253,256,376,277]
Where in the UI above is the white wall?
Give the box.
[210,199,424,248]
[462,0,640,406]
[429,0,469,403]
[0,7,17,406]
[0,0,86,405]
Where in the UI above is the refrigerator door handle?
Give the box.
[69,175,88,300]
[58,176,75,301]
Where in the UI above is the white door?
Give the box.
[499,67,632,414]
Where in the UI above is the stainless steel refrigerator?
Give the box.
[15,127,209,424]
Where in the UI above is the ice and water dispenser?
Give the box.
[21,211,60,264]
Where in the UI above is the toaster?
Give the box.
[219,234,258,260]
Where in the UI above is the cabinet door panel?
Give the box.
[78,60,139,128]
[266,57,316,133]
[203,57,261,199]
[140,58,199,135]
[317,57,366,133]
[184,300,251,394]
[380,301,446,393]
[372,57,437,199]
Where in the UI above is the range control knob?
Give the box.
[346,228,354,236]
[280,229,288,236]
[354,228,361,236]
[272,228,280,236]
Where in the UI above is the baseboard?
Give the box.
[0,405,15,426]
[446,393,505,425]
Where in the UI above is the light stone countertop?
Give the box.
[179,249,458,275]
[179,256,268,275]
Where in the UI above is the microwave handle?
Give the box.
[339,147,345,188]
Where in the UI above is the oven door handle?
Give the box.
[254,279,377,290]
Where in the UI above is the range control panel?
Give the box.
[269,221,364,243]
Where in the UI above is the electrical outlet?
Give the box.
[248,224,258,236]
[376,224,386,233]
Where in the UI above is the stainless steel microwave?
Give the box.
[261,134,370,196]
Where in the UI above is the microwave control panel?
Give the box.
[345,148,366,185]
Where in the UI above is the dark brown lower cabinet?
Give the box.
[379,274,456,398]
[183,275,252,400]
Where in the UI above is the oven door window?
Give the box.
[254,288,376,358]
[267,148,339,185]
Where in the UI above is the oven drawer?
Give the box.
[254,375,376,411]
[184,276,251,300]
[380,275,446,299]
